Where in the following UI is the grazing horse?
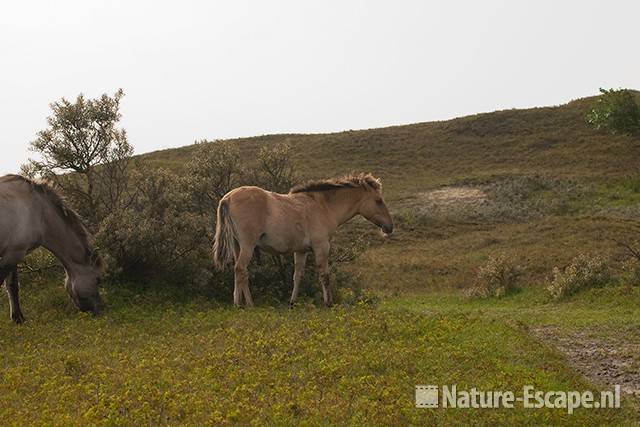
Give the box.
[0,175,103,323]
[213,173,393,307]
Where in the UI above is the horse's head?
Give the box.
[358,183,394,235]
[65,263,102,315]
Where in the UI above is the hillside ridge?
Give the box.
[140,93,640,198]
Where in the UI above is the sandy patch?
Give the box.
[533,326,640,397]
[419,186,487,207]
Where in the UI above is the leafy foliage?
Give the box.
[96,168,210,281]
[246,142,297,193]
[23,89,133,227]
[182,140,243,224]
[587,88,640,136]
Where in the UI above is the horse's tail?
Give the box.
[213,198,237,270]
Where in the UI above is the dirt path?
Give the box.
[533,326,640,397]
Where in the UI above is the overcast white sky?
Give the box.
[1,0,638,174]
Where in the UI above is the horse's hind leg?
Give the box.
[313,242,333,307]
[234,246,254,307]
[1,266,24,324]
[290,252,308,306]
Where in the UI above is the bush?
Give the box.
[244,142,297,193]
[546,254,611,300]
[619,258,640,287]
[466,254,521,298]
[94,141,299,283]
[18,248,61,287]
[182,140,243,226]
[587,88,640,136]
[616,238,640,287]
[96,168,210,281]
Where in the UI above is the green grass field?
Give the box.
[2,93,640,425]
[1,283,638,425]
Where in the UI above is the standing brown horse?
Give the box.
[0,175,103,323]
[213,173,393,307]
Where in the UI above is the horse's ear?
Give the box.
[361,173,381,192]
[364,179,381,192]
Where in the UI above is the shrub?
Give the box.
[587,88,640,136]
[621,259,640,287]
[244,142,297,193]
[96,168,210,281]
[546,254,611,300]
[182,140,243,227]
[94,141,301,285]
[328,234,374,305]
[619,175,640,194]
[18,248,61,286]
[466,254,521,298]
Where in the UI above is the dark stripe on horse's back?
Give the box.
[289,173,381,194]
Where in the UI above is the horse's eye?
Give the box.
[376,199,383,205]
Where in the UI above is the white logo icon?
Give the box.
[415,385,439,408]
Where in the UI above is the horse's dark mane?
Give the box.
[3,174,103,269]
[289,173,382,194]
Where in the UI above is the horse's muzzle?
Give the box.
[382,224,394,235]
[76,295,102,315]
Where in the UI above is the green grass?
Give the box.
[1,282,638,425]
[385,286,640,329]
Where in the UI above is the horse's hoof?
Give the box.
[11,312,25,324]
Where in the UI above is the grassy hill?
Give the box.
[2,94,640,424]
[143,95,640,198]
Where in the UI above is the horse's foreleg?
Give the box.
[234,247,254,307]
[0,267,10,320]
[290,252,308,306]
[1,251,27,323]
[6,267,24,324]
[1,266,24,324]
[313,242,333,307]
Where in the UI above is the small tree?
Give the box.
[182,140,243,233]
[587,88,640,136]
[253,142,297,193]
[23,89,133,228]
